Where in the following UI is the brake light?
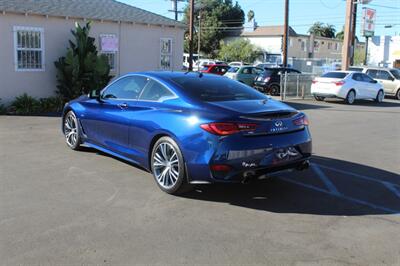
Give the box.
[264,77,271,82]
[200,122,258,136]
[334,80,345,86]
[210,164,232,172]
[293,116,309,126]
[312,80,318,84]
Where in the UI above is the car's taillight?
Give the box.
[312,80,318,84]
[200,122,258,136]
[293,116,309,126]
[210,164,232,172]
[334,80,345,86]
[264,77,271,82]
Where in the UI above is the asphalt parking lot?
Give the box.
[1,98,399,265]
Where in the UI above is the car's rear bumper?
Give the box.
[313,93,341,98]
[185,127,312,183]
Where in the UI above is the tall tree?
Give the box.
[54,22,112,101]
[218,39,262,63]
[308,22,336,38]
[183,0,245,57]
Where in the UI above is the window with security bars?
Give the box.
[14,26,44,71]
[101,52,116,71]
[160,38,173,70]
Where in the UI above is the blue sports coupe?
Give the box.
[62,72,312,194]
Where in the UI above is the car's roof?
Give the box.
[350,66,396,71]
[125,71,220,80]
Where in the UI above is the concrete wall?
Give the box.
[0,13,184,103]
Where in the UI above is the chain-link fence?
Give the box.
[280,73,318,100]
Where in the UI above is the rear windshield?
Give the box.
[171,76,267,102]
[390,69,400,79]
[227,67,239,73]
[322,72,348,79]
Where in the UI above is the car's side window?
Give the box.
[352,73,363,82]
[242,67,252,74]
[252,68,262,75]
[378,71,392,80]
[361,74,374,83]
[139,79,175,102]
[102,76,149,100]
[366,69,378,79]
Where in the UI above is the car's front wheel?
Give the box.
[151,137,193,195]
[63,110,82,150]
[345,90,356,104]
[270,84,280,96]
[375,90,384,103]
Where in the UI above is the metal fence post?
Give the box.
[296,74,299,98]
[280,74,284,101]
[284,73,287,101]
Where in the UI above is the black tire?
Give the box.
[345,90,356,105]
[375,90,384,103]
[63,111,82,150]
[270,84,280,96]
[150,137,193,195]
[314,95,325,101]
[396,89,400,100]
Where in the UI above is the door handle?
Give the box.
[118,103,128,109]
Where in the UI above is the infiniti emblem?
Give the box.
[275,120,283,127]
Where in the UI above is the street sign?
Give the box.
[361,7,376,37]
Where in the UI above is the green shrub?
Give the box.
[39,97,64,113]
[0,98,7,115]
[11,93,40,115]
[55,22,111,101]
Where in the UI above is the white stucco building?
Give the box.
[368,36,400,68]
[0,0,186,103]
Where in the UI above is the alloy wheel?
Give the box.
[153,142,180,189]
[64,113,78,148]
[347,91,355,104]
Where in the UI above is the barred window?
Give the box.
[14,26,44,71]
[102,52,116,71]
[160,38,173,70]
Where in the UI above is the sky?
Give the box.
[120,0,400,39]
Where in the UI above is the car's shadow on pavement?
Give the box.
[181,156,400,216]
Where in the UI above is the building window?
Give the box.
[314,41,320,52]
[13,26,45,71]
[101,52,116,71]
[328,42,332,50]
[301,40,307,52]
[160,38,173,70]
[99,34,118,72]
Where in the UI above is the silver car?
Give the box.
[350,67,400,100]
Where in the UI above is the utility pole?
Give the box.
[188,0,195,71]
[282,0,289,67]
[350,2,358,65]
[364,36,369,65]
[169,0,184,21]
[342,0,354,70]
[198,11,201,58]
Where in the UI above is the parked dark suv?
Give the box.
[254,68,301,95]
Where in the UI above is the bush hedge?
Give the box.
[0,94,65,115]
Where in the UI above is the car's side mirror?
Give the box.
[89,89,103,102]
[371,80,378,84]
[390,77,395,81]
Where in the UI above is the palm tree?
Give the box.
[308,22,336,38]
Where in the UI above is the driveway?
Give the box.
[1,98,399,265]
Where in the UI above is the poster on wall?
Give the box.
[100,34,118,52]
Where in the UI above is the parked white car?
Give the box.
[311,71,384,104]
